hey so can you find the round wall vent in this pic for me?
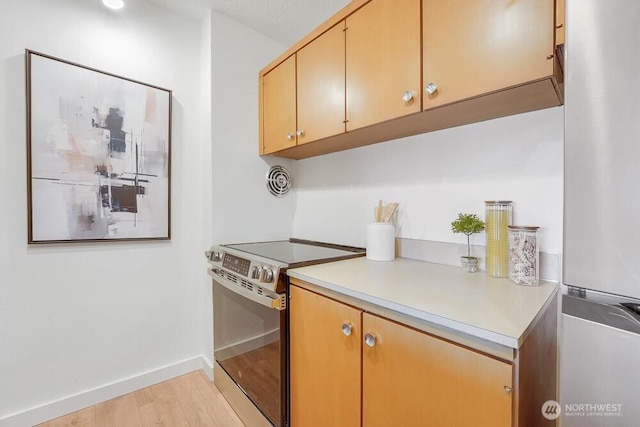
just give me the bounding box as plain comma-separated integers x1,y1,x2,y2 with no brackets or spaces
265,165,292,197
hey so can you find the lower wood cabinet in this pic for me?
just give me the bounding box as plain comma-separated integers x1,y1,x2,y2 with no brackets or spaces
362,312,511,427
290,285,517,427
289,284,362,426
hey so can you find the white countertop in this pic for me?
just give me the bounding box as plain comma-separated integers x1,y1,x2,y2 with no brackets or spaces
287,257,558,349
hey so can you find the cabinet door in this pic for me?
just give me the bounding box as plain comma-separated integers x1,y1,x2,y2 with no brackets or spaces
297,22,346,145
289,286,362,427
346,0,421,131
362,313,512,427
423,0,555,110
556,0,565,46
263,55,296,154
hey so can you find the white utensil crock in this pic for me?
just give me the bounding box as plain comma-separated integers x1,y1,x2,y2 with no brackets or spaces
366,222,395,261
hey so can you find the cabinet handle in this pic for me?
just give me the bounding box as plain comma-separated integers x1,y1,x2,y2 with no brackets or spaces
296,130,305,137
286,133,294,140
364,333,377,347
425,82,438,95
504,386,513,394
402,91,414,102
341,322,353,336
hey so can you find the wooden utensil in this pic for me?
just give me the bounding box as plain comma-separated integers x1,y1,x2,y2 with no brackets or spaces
384,202,398,222
376,199,383,222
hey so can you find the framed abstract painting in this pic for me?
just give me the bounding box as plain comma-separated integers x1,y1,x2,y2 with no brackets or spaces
26,50,171,243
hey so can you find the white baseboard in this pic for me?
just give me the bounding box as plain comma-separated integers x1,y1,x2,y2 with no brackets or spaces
201,354,214,381
0,355,211,427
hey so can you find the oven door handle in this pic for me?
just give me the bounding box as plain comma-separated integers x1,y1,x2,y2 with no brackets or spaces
209,268,286,310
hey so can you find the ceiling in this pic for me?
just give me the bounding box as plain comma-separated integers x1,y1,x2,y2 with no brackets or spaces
145,0,351,46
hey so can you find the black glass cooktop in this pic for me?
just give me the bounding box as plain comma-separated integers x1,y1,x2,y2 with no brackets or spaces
222,239,364,268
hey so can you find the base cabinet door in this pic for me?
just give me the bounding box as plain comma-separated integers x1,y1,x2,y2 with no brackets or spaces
289,286,362,427
362,313,513,427
422,0,555,110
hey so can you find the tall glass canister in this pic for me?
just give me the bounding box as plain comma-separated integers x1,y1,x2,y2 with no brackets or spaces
485,201,513,277
508,226,540,286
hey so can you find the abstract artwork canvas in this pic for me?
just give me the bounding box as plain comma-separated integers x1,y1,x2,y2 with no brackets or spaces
26,50,171,243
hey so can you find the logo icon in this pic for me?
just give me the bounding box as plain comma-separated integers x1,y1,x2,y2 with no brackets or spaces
542,400,561,420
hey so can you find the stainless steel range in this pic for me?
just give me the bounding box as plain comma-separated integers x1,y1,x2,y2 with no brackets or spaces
206,239,364,427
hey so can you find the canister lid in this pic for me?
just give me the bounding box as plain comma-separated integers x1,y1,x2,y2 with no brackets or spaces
508,225,540,231
485,200,513,205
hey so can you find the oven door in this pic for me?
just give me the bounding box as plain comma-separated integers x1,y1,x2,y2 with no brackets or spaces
212,270,286,427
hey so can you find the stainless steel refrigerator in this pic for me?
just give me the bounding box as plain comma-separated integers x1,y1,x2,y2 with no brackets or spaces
561,0,640,425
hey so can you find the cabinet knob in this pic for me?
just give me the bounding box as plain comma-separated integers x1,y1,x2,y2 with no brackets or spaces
425,82,438,95
364,333,377,347
296,130,305,137
504,386,513,394
287,133,294,140
341,322,353,336
402,91,414,102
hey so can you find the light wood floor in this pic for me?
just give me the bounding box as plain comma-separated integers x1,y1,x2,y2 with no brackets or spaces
37,370,244,427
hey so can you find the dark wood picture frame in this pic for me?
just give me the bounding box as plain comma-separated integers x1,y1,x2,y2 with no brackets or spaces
26,50,171,243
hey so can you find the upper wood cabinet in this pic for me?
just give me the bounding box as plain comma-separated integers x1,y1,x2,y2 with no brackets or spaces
262,55,296,154
423,0,555,110
346,0,421,130
556,0,565,45
289,285,362,427
362,313,512,427
297,22,346,145
261,23,346,155
259,0,563,159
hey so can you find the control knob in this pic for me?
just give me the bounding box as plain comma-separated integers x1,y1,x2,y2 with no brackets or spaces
251,266,262,279
261,268,274,283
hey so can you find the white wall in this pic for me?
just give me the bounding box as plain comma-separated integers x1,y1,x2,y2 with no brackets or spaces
206,10,293,365
0,0,564,423
0,0,210,424
292,107,564,255
210,11,293,245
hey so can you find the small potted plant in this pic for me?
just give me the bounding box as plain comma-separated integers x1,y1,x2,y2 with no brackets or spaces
451,213,486,273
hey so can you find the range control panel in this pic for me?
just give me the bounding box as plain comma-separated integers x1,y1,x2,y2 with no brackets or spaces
206,246,284,293
222,253,251,277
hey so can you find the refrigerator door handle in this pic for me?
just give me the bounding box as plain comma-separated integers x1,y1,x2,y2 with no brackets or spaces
563,292,640,335
620,303,640,317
